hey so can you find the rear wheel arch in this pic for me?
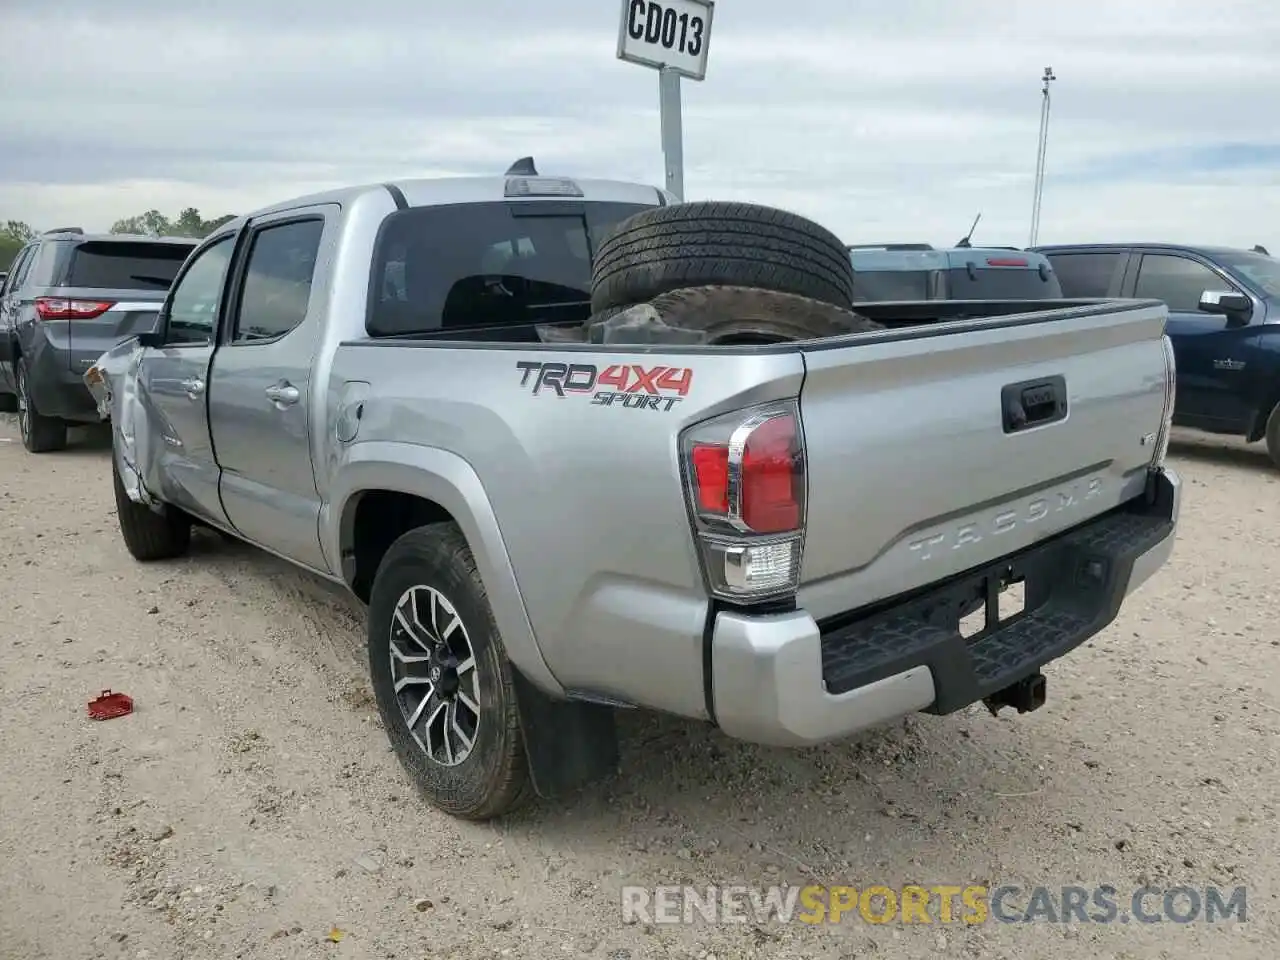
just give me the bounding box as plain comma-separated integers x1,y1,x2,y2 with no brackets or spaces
331,448,563,697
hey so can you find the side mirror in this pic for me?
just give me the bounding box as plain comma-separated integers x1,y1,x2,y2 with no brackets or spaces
1198,289,1252,324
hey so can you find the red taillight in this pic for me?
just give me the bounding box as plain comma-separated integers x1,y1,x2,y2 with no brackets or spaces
35,297,114,321
681,402,807,602
740,415,800,533
986,257,1028,267
689,411,803,534
691,443,729,514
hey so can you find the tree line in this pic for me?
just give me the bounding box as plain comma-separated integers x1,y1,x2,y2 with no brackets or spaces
0,208,235,271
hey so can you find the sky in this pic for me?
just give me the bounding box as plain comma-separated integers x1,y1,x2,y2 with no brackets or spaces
1,0,1277,249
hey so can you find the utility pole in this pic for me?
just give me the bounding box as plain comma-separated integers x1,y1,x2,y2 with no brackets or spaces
1029,66,1056,247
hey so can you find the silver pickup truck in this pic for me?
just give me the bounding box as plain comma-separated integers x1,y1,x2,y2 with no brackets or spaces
86,171,1181,821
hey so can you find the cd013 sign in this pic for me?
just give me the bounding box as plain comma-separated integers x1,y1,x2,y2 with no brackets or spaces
617,0,714,81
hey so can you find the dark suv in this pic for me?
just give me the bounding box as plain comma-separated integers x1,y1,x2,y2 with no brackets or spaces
1033,242,1280,466
0,229,197,451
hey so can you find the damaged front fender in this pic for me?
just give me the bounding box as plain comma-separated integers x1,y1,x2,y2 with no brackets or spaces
83,338,157,506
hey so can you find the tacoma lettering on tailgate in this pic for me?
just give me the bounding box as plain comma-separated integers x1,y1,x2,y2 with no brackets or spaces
515,360,693,412
907,477,1104,562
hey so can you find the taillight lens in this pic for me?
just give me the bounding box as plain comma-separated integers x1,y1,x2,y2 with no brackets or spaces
681,401,807,602
35,297,115,321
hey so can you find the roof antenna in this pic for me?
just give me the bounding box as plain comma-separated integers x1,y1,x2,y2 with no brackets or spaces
505,157,538,176
955,212,982,249
1253,244,1270,256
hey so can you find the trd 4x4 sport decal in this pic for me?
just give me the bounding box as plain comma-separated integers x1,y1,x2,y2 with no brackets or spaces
516,360,693,412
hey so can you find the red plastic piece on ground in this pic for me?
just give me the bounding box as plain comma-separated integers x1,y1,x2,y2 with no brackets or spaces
87,690,134,721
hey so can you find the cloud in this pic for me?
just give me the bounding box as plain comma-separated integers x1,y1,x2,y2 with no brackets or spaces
1,0,1277,248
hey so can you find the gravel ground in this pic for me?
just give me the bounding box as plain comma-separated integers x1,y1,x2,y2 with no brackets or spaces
0,417,1276,960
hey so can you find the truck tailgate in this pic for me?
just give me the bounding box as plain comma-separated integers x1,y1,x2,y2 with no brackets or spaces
797,301,1169,620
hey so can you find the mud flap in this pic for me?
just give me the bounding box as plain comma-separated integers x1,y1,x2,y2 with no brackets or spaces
511,670,619,799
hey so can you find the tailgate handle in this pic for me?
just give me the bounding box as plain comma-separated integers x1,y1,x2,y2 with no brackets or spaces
1002,375,1067,433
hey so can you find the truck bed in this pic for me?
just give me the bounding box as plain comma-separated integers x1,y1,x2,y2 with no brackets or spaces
328,296,1172,722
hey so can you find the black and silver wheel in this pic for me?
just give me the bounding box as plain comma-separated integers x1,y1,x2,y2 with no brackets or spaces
368,523,530,820
389,584,482,767
15,362,66,453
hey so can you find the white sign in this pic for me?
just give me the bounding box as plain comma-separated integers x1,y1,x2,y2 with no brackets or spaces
617,0,714,82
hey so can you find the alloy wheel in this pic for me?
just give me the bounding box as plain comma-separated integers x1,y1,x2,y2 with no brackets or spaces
389,585,481,767
15,367,30,443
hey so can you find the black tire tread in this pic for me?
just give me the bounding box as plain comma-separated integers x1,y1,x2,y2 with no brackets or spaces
113,462,192,561
590,201,856,314
647,285,884,342
369,523,532,821
17,364,67,453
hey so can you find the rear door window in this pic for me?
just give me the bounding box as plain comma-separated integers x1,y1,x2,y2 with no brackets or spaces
65,241,194,291
230,219,325,342
1043,252,1126,298
367,201,653,337
3,244,35,293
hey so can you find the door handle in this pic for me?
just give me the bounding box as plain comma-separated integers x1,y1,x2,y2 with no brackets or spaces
1001,375,1067,433
265,382,300,406
180,377,205,399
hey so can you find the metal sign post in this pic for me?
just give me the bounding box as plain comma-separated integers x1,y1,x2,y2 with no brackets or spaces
617,0,715,201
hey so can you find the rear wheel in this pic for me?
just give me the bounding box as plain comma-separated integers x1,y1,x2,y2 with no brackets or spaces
1265,401,1280,469
367,523,531,821
15,362,67,453
112,459,192,561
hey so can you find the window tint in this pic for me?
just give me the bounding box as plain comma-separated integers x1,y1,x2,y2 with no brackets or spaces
852,270,934,301
231,219,324,342
946,265,1063,300
2,245,34,293
367,201,652,337
1045,252,1124,298
166,236,235,344
1134,254,1233,313
65,241,194,290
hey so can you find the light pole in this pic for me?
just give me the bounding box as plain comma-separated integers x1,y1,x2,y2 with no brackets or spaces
1029,66,1056,247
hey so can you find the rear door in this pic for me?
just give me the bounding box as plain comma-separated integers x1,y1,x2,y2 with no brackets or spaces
207,207,332,571
59,239,195,378
137,233,237,525
1127,250,1256,428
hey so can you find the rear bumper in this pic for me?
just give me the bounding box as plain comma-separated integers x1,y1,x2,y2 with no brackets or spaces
710,468,1181,747
23,336,99,422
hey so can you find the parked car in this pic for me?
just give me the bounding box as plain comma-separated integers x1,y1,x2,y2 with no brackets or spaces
1032,242,1280,466
0,229,198,451
85,168,1180,821
848,244,1063,302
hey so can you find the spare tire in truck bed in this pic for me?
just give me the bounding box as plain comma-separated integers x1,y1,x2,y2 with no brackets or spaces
589,201,857,315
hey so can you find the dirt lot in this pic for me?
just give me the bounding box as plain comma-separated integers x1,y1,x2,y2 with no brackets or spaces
0,416,1276,960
